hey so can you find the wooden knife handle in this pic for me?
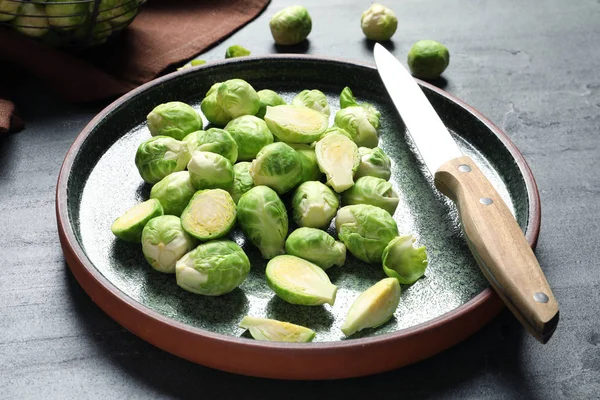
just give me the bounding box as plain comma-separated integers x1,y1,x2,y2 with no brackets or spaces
434,155,559,343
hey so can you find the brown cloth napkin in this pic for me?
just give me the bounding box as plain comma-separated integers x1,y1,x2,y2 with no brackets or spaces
0,0,271,134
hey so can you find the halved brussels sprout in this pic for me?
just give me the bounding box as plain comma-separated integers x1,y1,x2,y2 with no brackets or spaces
335,204,398,263
0,0,22,22
291,181,338,228
266,255,337,306
355,147,392,180
360,3,398,42
135,136,191,184
183,128,238,164
201,82,231,127
339,87,381,129
341,176,399,215
141,215,196,273
181,189,236,240
150,171,196,216
239,316,315,342
176,240,250,296
45,0,88,31
264,105,329,144
340,277,401,336
225,44,251,58
147,102,202,140
285,228,346,270
187,151,235,190
217,79,261,118
291,90,330,117
315,132,360,193
12,3,49,37
288,143,322,184
334,106,379,148
237,186,288,259
224,115,273,161
230,162,255,204
256,89,286,119
249,142,302,194
111,199,164,243
382,235,429,284
269,5,312,45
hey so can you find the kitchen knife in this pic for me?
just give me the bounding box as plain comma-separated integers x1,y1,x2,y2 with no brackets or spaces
373,43,559,343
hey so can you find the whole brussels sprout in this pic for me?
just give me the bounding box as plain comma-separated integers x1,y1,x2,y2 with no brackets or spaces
339,87,381,129
407,40,450,80
355,147,392,180
239,316,315,343
382,235,429,284
315,132,360,193
264,105,329,143
335,204,398,263
225,44,251,58
141,215,196,273
237,186,288,259
285,227,346,270
187,151,235,191
150,171,196,216
224,116,273,161
176,240,251,296
201,82,231,127
217,79,261,118
12,3,49,37
256,89,286,119
334,106,379,148
361,3,398,41
250,142,302,195
229,162,255,204
291,181,338,228
288,143,322,184
183,128,238,164
135,136,191,184
45,0,88,31
291,89,330,117
181,189,236,240
147,102,202,140
0,0,22,22
269,5,312,45
342,176,399,215
109,0,138,26
111,199,164,243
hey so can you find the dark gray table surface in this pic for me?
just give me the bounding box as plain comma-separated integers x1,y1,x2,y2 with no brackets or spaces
2,0,599,398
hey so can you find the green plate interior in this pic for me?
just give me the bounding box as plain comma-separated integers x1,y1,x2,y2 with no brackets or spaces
68,58,529,342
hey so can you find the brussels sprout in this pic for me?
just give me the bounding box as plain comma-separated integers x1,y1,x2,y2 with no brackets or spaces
150,171,196,216
291,181,338,228
183,128,238,164
340,277,401,336
45,0,88,31
229,162,255,204
201,82,231,127
256,89,286,119
141,215,196,273
249,142,302,195
408,40,450,80
334,106,379,148
360,3,398,41
94,0,117,23
291,90,330,117
187,151,235,190
224,116,273,161
225,44,251,58
0,0,22,22
269,5,312,45
266,255,337,306
12,3,49,38
285,228,346,270
355,147,392,180
319,126,353,141
339,87,381,129
264,105,329,144
109,0,138,26
239,316,315,342
181,189,236,240
315,132,360,193
111,199,164,243
341,176,399,215
382,235,429,284
217,79,261,118
237,186,288,259
191,59,207,66
288,143,322,184
176,240,250,296
335,204,398,263
147,102,202,140
91,21,112,41
135,136,191,184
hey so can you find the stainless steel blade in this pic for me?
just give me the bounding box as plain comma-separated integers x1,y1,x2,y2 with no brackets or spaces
373,43,463,174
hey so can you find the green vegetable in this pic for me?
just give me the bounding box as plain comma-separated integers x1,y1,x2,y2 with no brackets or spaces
266,255,337,306
187,151,235,190
319,126,354,141
269,5,312,45
230,162,255,204
94,0,116,22
264,105,329,144
335,204,398,263
339,87,381,129
176,240,250,296
382,235,429,284
191,59,207,66
340,277,401,336
183,128,238,164
181,189,236,240
46,0,88,31
291,89,330,117
360,3,398,41
249,142,302,195
237,186,288,259
291,181,338,228
141,215,196,273
285,228,346,270
91,21,112,41
315,132,360,193
341,176,399,215
256,89,286,119
334,106,379,148
12,3,49,37
224,115,273,161
147,102,203,140
239,316,315,342
150,171,196,216
0,0,22,22
201,82,231,127
135,136,191,184
288,143,322,184
407,40,450,80
225,45,251,58
109,0,138,26
111,199,164,243
355,147,392,180
217,78,261,118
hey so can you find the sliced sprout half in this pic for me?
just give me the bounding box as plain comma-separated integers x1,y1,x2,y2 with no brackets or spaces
239,316,315,343
180,189,236,240
264,105,329,144
315,132,360,193
382,235,429,284
141,215,196,273
111,199,164,243
285,228,346,270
